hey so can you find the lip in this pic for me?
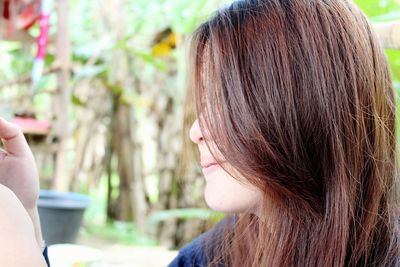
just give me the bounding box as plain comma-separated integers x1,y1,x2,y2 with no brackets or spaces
201,161,217,168
201,162,220,175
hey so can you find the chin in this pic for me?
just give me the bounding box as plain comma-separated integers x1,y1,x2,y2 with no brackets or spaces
204,193,245,214
203,170,262,214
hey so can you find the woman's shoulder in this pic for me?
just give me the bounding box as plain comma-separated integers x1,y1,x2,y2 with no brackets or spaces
168,216,235,267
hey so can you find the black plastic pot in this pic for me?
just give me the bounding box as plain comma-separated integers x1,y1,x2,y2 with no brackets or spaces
38,190,90,245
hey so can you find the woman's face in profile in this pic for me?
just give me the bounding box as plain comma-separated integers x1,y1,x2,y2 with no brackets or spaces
189,119,262,214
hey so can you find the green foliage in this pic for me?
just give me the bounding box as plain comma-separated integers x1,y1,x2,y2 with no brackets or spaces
1,0,399,246
72,65,107,84
71,94,86,107
82,173,158,246
387,50,400,87
354,0,400,91
0,42,32,79
130,50,167,71
72,0,400,242
146,208,224,229
83,221,157,246
354,0,400,19
372,11,400,21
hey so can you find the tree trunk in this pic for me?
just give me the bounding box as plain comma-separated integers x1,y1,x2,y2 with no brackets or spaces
70,79,112,192
53,0,71,191
145,52,210,248
106,94,148,231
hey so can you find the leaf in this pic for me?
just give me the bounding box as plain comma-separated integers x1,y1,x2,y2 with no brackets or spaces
130,49,167,71
113,36,131,50
394,81,400,91
73,40,113,60
71,94,86,107
107,84,124,96
0,42,21,53
44,54,55,66
120,91,135,105
73,64,107,83
152,43,173,57
146,208,224,229
171,0,208,33
371,11,400,22
354,0,400,18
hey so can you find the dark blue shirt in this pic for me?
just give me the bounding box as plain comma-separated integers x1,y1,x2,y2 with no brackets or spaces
168,217,234,267
168,230,210,267
43,246,50,267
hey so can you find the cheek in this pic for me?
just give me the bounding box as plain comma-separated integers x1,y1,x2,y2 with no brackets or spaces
203,168,262,213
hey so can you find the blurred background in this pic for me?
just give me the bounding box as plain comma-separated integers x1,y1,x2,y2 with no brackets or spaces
0,0,399,266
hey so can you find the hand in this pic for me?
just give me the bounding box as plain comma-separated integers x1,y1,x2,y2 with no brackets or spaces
0,118,39,211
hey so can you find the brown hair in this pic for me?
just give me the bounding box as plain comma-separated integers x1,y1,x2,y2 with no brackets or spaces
187,0,400,266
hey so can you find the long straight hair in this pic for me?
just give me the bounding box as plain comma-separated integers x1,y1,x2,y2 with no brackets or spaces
187,0,400,266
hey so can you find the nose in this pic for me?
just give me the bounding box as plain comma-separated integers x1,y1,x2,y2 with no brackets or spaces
189,119,204,144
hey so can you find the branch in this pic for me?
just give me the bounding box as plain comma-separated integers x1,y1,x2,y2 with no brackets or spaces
373,20,400,49
0,62,60,88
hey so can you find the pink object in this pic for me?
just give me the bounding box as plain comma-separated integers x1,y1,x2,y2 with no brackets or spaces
37,13,49,59
11,116,51,135
32,0,52,87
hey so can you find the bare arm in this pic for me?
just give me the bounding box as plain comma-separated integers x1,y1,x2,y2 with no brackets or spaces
27,208,45,251
0,185,46,267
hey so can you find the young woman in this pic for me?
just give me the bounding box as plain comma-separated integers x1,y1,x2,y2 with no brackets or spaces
169,0,400,266
0,0,398,266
